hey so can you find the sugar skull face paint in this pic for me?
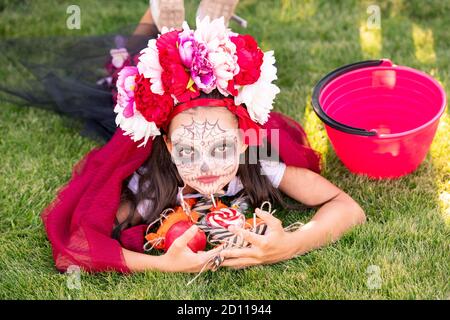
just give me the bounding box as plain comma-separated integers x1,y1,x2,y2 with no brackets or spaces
166,107,247,195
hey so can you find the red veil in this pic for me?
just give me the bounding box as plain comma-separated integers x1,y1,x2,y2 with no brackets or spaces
42,111,321,273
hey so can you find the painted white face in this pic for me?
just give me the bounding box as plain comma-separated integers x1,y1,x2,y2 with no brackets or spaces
166,107,247,195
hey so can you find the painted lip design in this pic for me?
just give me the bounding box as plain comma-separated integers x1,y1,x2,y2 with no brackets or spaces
196,175,220,184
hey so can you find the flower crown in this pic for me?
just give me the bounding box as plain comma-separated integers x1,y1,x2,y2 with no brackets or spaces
114,17,280,147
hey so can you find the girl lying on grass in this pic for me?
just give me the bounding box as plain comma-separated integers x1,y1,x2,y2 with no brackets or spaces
2,14,365,273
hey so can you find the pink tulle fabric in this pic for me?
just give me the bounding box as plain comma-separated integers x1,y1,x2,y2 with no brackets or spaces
41,112,321,273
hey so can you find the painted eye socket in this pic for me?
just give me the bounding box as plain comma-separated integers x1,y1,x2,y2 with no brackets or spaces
211,142,235,158
216,144,227,152
179,147,194,156
174,145,198,163
177,147,195,160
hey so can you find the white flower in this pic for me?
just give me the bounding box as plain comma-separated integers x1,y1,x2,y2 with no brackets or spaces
208,43,239,96
194,16,231,47
234,51,280,124
194,16,239,96
137,39,164,95
114,104,161,147
110,48,129,68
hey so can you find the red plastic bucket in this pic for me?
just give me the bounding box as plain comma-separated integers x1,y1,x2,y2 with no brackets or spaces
312,59,447,178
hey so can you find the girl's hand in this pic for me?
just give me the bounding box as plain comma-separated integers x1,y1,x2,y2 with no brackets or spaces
219,208,298,269
160,225,221,273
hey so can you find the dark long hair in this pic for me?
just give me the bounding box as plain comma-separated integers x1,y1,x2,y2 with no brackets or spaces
112,92,295,239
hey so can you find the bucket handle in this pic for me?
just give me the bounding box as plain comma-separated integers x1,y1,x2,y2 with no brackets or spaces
311,59,393,136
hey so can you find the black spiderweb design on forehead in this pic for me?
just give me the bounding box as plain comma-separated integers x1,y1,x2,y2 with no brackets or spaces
178,118,227,141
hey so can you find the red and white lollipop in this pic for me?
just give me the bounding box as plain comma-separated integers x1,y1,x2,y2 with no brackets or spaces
205,207,245,229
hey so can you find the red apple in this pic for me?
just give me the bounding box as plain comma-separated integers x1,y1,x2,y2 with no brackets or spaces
164,221,207,253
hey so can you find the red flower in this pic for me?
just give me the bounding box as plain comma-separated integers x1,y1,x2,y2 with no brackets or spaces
134,74,174,127
161,63,200,102
157,30,200,102
156,30,181,65
230,35,264,86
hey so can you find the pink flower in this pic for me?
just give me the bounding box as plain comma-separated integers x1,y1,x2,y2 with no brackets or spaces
193,16,239,95
190,42,216,93
178,23,195,68
178,22,216,92
116,66,138,118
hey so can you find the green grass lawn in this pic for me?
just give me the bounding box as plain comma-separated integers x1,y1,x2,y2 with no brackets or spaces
0,0,449,299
